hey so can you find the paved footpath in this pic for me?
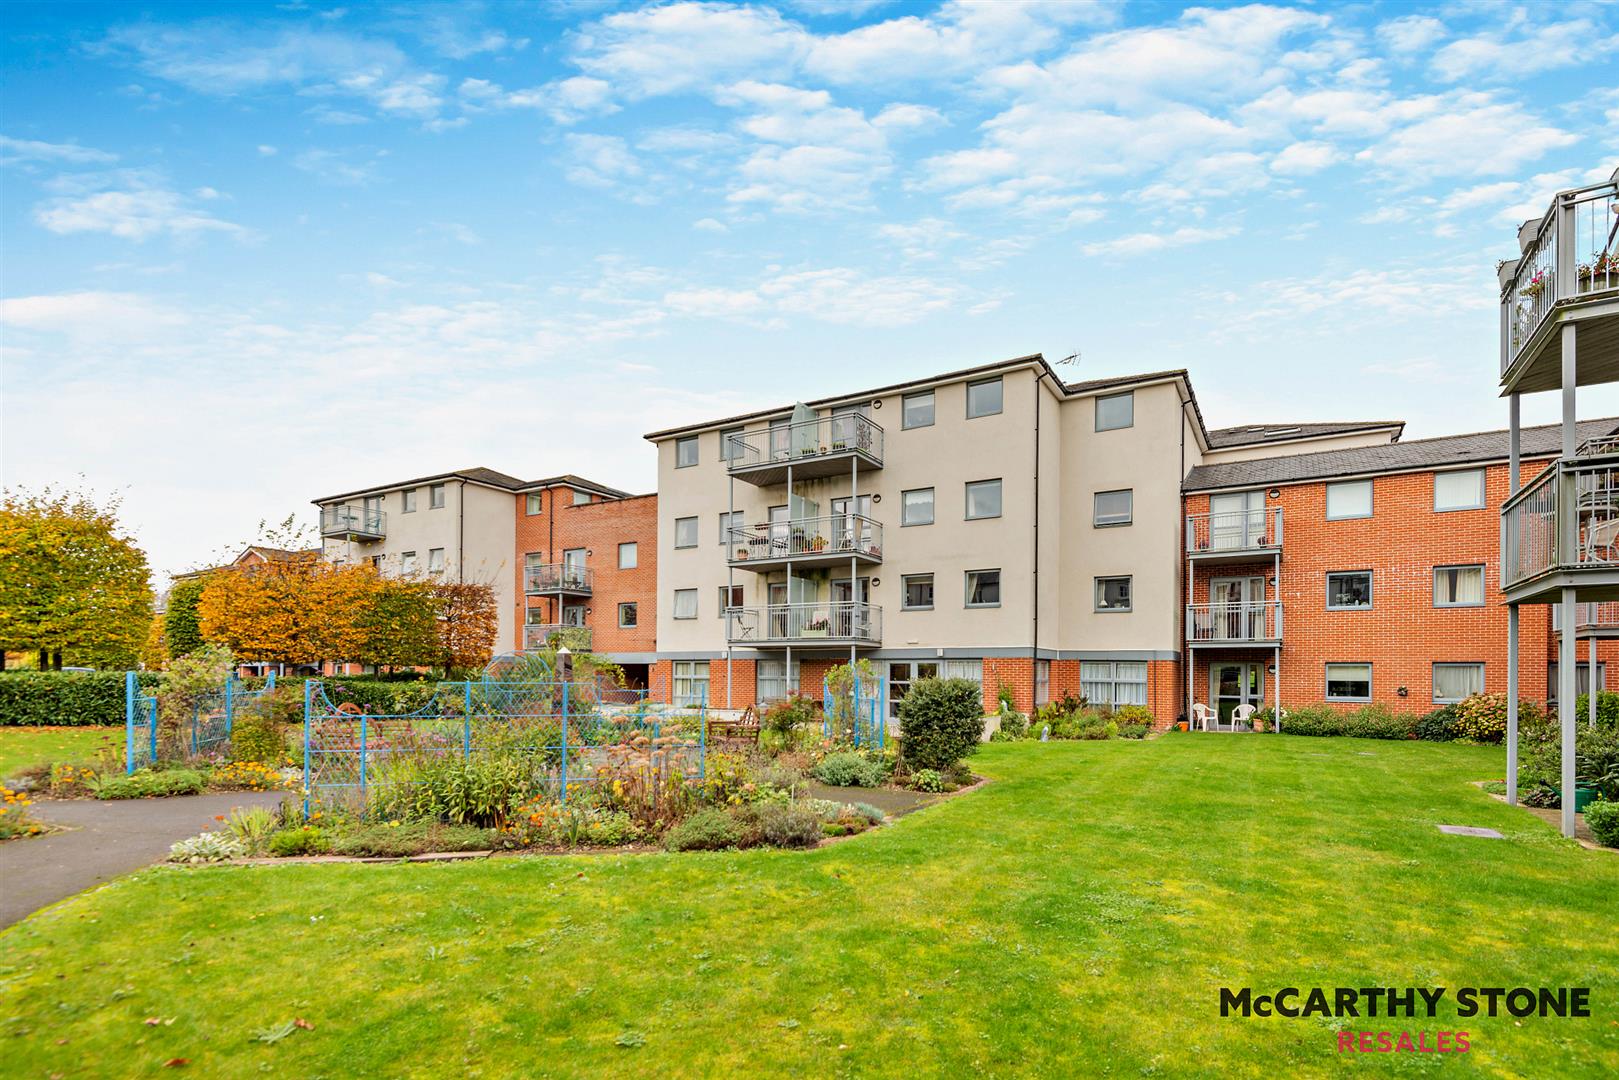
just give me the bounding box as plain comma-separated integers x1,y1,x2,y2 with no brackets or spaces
0,791,283,929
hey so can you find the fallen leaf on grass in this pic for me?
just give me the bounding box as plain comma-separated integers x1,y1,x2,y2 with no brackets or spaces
294,1019,314,1031
163,1059,189,1068
253,1020,297,1044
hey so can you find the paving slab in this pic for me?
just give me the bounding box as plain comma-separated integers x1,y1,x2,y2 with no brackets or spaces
0,791,283,928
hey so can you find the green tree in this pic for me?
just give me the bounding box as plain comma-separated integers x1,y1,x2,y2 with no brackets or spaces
0,486,154,670
163,576,207,658
357,579,440,671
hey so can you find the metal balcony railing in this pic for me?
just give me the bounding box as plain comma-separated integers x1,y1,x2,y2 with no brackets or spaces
726,514,883,563
524,563,592,595
1551,602,1619,633
523,623,592,651
1186,507,1282,554
1501,173,1619,374
1502,450,1619,589
725,601,882,646
724,413,884,473
1186,602,1283,643
320,504,385,539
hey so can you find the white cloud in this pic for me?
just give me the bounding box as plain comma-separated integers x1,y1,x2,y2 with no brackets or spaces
256,144,277,156
0,135,117,165
458,75,618,124
877,216,963,259
33,177,247,241
569,2,809,98
692,217,729,233
1376,15,1446,55
562,134,645,193
1431,18,1619,82
1353,95,1577,182
292,148,382,185
0,291,188,339
1080,225,1237,257
1270,140,1341,175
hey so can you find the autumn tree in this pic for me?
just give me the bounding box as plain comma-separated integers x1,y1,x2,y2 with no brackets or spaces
199,553,378,667
162,576,207,658
357,579,439,671
0,486,154,670
435,582,499,675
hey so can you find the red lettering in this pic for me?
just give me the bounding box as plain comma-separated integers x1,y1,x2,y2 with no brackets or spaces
1396,1032,1415,1052
1337,1032,1355,1052
1456,1032,1470,1052
1359,1032,1377,1052
1436,1032,1453,1052
1377,1032,1393,1052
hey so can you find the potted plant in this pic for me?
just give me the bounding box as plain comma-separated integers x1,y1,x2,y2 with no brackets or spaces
801,618,830,638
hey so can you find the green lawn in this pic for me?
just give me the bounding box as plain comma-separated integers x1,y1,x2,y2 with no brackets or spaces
1,736,1615,1078
0,726,122,781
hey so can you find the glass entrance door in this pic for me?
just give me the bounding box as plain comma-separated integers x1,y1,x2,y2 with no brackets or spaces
1212,662,1263,729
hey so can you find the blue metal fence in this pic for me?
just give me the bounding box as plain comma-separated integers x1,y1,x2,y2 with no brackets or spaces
125,671,158,773
822,669,886,748
123,671,278,773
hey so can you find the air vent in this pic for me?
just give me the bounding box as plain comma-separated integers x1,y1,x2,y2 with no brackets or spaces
1263,427,1303,438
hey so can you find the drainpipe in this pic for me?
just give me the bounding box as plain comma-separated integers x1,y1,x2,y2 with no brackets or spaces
1032,366,1050,704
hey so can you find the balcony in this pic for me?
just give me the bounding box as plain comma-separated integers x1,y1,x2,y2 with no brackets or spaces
524,563,592,596
724,413,883,487
725,601,882,648
523,624,592,651
1501,448,1619,602
1186,602,1283,645
1499,169,1619,394
1185,507,1283,563
320,504,385,541
727,514,883,571
1551,602,1619,635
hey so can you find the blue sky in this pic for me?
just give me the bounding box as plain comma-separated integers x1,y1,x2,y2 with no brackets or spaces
2,1,1617,579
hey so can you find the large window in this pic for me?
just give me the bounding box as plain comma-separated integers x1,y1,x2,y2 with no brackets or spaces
673,660,709,707
1434,468,1485,512
758,658,798,702
1548,662,1606,704
673,589,698,619
675,436,699,468
1095,576,1132,612
965,569,1000,607
402,489,418,513
429,483,445,509
1081,661,1146,707
1094,489,1132,526
1326,571,1372,610
902,573,934,610
1325,663,1372,702
901,487,935,526
618,541,638,569
618,602,637,628
720,427,744,461
903,390,935,429
719,510,745,544
674,516,698,548
1095,391,1134,431
1433,663,1484,703
1434,564,1484,607
1326,480,1372,520
965,479,1002,520
966,377,1003,418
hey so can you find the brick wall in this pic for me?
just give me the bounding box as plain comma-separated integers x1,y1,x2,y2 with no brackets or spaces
648,657,757,709
513,488,657,655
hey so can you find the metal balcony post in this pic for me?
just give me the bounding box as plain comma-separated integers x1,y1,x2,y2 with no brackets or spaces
1506,603,1519,805
1558,590,1577,838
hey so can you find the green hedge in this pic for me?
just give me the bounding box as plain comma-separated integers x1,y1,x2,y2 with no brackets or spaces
1276,703,1417,740
0,671,160,727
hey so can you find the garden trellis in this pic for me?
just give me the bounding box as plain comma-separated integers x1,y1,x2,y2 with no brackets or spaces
823,667,886,749
301,652,705,816
124,671,277,773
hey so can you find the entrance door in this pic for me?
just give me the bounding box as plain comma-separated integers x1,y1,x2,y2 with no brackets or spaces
1211,663,1263,730
1209,576,1264,640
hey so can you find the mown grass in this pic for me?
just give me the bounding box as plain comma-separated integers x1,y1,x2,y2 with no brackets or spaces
0,735,1614,1078
0,726,122,781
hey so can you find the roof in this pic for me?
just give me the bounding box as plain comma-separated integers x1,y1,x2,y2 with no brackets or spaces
314,468,632,505
1206,420,1405,450
1184,417,1619,492
641,354,1200,441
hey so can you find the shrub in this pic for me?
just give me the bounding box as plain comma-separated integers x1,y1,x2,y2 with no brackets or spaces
1112,704,1156,728
223,805,278,855
269,825,332,857
506,802,642,848
1116,723,1152,740
1415,706,1460,742
212,760,293,792
1049,712,1116,740
812,751,887,788
898,677,985,769
371,752,539,827
753,802,822,848
0,671,160,727
910,767,945,793
89,767,206,799
0,786,45,840
1521,715,1619,801
169,831,247,863
1275,703,1416,740
230,709,288,764
663,808,741,852
331,821,496,857
1453,693,1543,744
1585,800,1619,848
847,802,886,825
1573,691,1619,729
761,694,818,737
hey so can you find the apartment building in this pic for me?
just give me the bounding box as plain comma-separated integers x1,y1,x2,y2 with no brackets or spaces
314,468,639,666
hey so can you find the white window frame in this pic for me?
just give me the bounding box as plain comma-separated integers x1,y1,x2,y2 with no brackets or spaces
757,657,799,702
673,589,698,620
966,377,1003,419
718,510,745,545
573,490,592,505
674,516,699,549
1081,661,1146,707
427,547,445,574
1093,489,1132,527
1095,391,1134,432
1434,468,1485,512
618,541,638,569
675,436,699,468
901,487,935,527
1325,663,1372,702
1035,659,1051,707
401,550,419,575
902,390,935,429
1433,564,1485,608
673,660,709,707
1432,662,1484,704
965,478,1002,521
1326,480,1373,520
526,493,543,516
402,488,418,513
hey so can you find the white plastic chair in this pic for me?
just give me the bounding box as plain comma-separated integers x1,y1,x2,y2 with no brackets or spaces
1232,703,1258,731
1191,703,1213,731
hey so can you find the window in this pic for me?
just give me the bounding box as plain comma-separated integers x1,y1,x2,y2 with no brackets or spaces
901,487,935,526
887,660,939,718
1095,576,1132,612
1081,661,1146,707
1433,663,1484,703
903,390,935,429
573,490,592,505
1326,571,1372,610
1326,480,1372,520
1325,663,1372,702
427,548,445,574
675,436,699,468
618,602,637,628
966,377,1003,418
902,573,934,610
618,542,638,569
673,589,698,619
429,483,445,509
1094,489,1132,526
673,660,709,707
720,427,744,461
370,555,383,570
524,552,543,571
1035,659,1051,707
526,493,543,515
719,510,745,544
401,551,419,575
1095,391,1134,431
1548,662,1606,703
525,606,547,626
758,658,798,702
674,516,698,548
402,489,418,513
965,478,1002,520
965,569,1000,607
943,659,982,684
1434,564,1485,607
1434,468,1485,512
718,584,743,614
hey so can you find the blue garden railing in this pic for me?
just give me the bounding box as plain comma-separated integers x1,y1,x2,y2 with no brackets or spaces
822,669,886,749
125,671,158,773
124,671,278,773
